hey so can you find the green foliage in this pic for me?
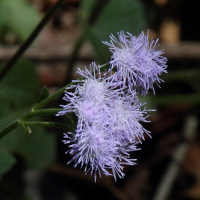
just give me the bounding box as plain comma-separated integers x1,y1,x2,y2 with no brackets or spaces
0,60,40,116
0,0,40,41
81,0,97,20
0,127,55,170
36,86,50,104
0,0,148,185
93,0,147,40
80,0,147,63
0,146,16,179
0,60,56,177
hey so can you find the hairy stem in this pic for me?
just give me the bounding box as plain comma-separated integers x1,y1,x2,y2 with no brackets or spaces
0,76,84,139
21,109,62,120
0,121,19,140
23,121,69,130
0,61,109,139
0,108,61,139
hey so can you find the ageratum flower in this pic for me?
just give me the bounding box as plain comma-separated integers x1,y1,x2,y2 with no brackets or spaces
109,92,151,144
103,31,167,95
56,62,122,126
57,62,149,181
63,125,138,181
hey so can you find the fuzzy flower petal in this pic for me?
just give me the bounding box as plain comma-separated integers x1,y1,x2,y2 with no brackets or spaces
109,93,151,144
57,62,150,181
63,125,138,181
103,31,167,95
56,62,122,125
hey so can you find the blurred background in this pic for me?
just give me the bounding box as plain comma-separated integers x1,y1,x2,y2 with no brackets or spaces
0,0,200,199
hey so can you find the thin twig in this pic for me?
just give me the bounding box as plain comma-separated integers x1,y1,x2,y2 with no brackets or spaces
0,108,61,139
0,0,67,82
0,121,19,139
65,0,111,83
152,115,198,200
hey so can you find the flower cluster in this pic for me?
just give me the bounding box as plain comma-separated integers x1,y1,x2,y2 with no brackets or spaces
57,31,167,181
103,31,167,95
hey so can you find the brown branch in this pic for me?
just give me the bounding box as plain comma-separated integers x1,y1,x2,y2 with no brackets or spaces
162,42,200,60
1,42,200,62
0,43,93,62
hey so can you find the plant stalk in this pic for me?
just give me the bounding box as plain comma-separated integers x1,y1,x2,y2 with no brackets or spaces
0,0,67,82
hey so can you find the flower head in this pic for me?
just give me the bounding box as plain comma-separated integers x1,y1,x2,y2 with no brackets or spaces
56,62,121,126
57,62,150,181
103,31,167,95
109,92,151,144
63,125,138,181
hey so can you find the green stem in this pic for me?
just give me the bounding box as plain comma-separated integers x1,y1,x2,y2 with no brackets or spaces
0,0,67,82
33,85,67,110
65,0,111,83
0,121,19,139
21,108,62,120
23,121,69,130
0,108,61,139
33,77,84,110
0,57,108,139
65,31,87,83
0,76,84,139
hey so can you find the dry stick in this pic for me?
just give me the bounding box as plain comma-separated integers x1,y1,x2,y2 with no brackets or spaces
2,43,200,62
152,115,198,200
0,0,67,82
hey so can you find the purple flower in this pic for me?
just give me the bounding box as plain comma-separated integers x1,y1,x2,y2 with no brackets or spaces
103,31,167,95
109,92,151,144
56,62,122,126
57,62,150,180
63,125,138,181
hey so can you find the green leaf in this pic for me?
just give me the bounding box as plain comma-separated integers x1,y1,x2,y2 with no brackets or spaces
86,28,110,63
80,0,147,63
93,0,147,39
0,0,40,40
0,60,56,171
0,59,40,113
0,146,16,178
37,86,50,103
0,60,40,139
0,127,56,170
